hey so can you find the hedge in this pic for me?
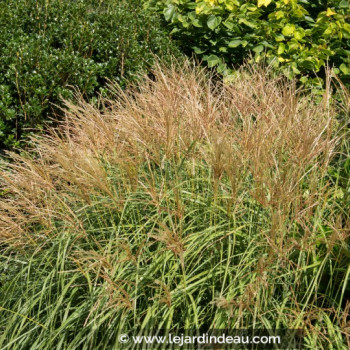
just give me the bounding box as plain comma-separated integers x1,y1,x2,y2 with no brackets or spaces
144,0,350,85
0,0,180,149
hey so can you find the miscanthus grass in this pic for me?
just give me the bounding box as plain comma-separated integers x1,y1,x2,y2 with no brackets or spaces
0,61,349,349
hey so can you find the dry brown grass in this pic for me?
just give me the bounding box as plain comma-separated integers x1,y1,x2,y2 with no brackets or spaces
0,61,340,249
0,63,337,246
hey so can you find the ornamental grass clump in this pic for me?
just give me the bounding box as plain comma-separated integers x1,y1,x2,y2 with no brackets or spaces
0,61,349,349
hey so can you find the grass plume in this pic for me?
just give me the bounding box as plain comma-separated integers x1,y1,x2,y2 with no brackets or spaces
0,60,349,349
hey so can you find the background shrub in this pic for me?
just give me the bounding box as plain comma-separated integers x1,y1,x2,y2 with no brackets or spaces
144,0,350,85
0,0,180,149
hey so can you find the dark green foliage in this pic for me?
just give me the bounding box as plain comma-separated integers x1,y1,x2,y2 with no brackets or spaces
0,0,180,149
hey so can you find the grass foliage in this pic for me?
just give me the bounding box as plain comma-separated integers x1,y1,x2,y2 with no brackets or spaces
0,61,350,349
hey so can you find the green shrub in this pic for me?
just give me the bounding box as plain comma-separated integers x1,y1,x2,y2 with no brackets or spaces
0,0,180,149
144,0,350,85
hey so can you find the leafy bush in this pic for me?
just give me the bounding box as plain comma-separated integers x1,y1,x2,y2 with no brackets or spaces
0,0,180,149
1,62,349,348
144,0,350,85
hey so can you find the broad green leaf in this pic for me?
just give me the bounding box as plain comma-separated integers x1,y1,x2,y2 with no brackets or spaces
261,40,274,49
304,16,315,22
292,65,301,74
258,0,272,7
252,45,264,53
324,25,333,35
193,46,206,54
207,15,222,30
340,63,350,75
170,27,180,35
278,43,285,55
239,18,257,28
188,11,196,21
217,63,227,73
192,19,203,27
282,24,296,36
288,41,300,51
275,34,285,42
294,28,305,40
339,0,349,9
223,20,234,30
247,5,258,11
206,55,221,67
326,8,336,16
228,39,242,48
343,23,350,33
163,5,175,21
275,11,285,20
299,59,316,70
177,14,185,23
